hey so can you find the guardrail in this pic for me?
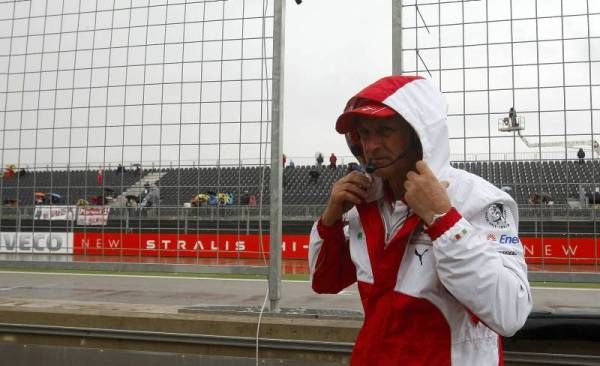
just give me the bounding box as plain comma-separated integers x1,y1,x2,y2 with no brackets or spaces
1,204,600,224
1,322,599,366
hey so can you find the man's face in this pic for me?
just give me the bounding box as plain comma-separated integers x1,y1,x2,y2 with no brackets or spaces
355,115,418,177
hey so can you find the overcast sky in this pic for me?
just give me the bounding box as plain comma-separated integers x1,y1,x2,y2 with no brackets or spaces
0,0,599,168
283,0,391,164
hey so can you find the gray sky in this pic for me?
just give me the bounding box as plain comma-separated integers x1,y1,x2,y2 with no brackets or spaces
1,0,599,168
283,0,391,164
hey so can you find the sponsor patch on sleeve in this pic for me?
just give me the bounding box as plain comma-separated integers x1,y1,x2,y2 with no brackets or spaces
484,202,511,229
484,232,523,256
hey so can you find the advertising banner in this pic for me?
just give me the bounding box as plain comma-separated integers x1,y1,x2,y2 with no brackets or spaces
73,232,600,264
520,236,599,264
33,205,76,221
73,232,310,259
77,207,110,226
0,232,73,254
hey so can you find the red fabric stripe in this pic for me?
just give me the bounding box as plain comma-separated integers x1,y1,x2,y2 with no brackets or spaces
353,282,452,366
311,218,357,294
353,202,447,365
498,336,504,365
425,207,462,240
316,217,344,237
354,75,423,104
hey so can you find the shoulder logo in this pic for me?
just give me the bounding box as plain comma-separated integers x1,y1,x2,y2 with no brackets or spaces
485,203,510,229
357,232,363,240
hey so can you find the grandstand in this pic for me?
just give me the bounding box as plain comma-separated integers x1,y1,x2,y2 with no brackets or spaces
1,159,599,208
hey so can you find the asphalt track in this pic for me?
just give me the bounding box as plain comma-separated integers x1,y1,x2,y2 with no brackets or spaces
0,271,599,316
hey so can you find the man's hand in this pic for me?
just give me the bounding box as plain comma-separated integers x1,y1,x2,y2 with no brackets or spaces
404,160,451,225
321,171,373,226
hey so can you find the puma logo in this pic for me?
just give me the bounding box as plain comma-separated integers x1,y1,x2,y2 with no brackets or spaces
414,248,429,266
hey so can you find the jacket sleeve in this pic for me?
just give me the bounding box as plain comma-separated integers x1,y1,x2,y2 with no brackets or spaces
425,201,532,337
308,218,357,294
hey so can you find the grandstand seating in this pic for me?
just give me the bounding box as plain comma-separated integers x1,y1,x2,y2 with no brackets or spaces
1,160,600,206
0,168,144,206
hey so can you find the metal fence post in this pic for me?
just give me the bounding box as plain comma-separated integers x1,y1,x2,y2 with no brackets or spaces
269,0,286,313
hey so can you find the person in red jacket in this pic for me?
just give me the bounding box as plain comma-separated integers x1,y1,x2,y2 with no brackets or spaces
329,153,337,168
309,76,531,365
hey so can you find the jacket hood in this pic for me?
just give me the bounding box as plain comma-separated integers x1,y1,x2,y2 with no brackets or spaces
342,75,450,176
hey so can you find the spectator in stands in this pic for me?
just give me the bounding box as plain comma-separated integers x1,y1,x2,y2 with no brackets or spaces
528,193,541,204
141,184,159,208
97,166,104,186
90,195,103,205
191,193,208,207
50,193,61,204
248,194,257,206
316,152,324,167
4,164,15,179
133,163,142,176
283,153,287,167
3,199,18,208
329,153,337,168
240,190,250,205
35,192,46,205
577,148,585,165
116,164,125,175
309,75,531,364
289,160,295,168
309,169,319,183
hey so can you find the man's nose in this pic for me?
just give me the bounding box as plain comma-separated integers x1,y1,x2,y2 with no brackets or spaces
362,133,382,153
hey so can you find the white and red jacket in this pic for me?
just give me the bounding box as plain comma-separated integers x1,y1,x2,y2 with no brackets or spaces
309,76,532,365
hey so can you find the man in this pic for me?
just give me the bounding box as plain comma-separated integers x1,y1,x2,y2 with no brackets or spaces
329,152,337,168
308,76,531,365
577,148,585,165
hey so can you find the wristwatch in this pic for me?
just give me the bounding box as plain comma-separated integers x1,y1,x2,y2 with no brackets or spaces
428,211,448,227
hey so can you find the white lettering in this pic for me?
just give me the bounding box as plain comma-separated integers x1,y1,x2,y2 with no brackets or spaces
562,245,578,256
235,241,246,251
211,241,218,250
544,244,552,257
161,240,171,249
0,232,70,254
178,240,186,250
146,240,156,250
108,239,120,248
33,235,45,251
523,244,533,256
193,240,204,250
19,235,32,251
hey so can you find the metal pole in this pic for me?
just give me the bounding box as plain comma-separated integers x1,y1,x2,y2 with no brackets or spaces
269,0,285,312
392,0,403,74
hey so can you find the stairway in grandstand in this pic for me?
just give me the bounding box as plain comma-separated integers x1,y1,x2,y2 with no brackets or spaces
111,171,167,207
